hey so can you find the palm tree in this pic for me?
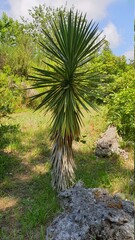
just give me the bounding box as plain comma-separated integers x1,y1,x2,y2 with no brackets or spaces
30,10,104,191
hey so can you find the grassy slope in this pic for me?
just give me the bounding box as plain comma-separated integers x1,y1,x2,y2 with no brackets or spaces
0,107,134,239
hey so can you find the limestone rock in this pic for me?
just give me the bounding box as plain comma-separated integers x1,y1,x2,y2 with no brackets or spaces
95,125,128,159
46,182,134,240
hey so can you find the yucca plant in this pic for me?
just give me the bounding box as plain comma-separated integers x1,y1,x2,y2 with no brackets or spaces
30,10,104,191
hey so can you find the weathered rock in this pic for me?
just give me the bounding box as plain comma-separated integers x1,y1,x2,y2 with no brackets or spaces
95,125,128,159
46,182,134,240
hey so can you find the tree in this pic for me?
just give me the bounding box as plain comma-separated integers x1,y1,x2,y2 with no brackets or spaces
30,10,104,191
0,12,22,45
107,66,135,141
0,13,35,77
87,41,127,104
22,4,70,41
0,13,21,69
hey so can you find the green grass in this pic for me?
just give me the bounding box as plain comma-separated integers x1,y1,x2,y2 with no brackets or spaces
0,107,134,239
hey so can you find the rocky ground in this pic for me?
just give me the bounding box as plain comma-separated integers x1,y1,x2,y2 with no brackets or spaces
46,182,134,240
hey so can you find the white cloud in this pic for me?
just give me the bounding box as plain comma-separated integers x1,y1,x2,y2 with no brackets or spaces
103,22,121,49
7,0,116,21
124,48,134,60
8,0,45,20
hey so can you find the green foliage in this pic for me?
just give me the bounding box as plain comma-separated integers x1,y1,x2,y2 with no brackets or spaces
0,71,24,116
88,41,128,103
107,67,135,141
7,35,34,77
0,5,134,238
0,124,20,181
0,13,35,77
99,41,127,76
22,4,70,41
31,10,104,139
0,12,22,45
30,9,104,190
0,123,20,150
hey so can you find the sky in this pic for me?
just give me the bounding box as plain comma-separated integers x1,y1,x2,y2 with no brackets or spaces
0,0,134,60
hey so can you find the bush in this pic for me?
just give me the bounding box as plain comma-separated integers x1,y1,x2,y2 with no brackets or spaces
0,70,41,116
107,67,135,141
0,71,24,117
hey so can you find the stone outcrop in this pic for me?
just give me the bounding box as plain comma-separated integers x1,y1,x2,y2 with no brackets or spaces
46,182,134,240
95,125,128,159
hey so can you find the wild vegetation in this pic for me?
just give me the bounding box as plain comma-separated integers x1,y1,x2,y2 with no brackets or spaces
0,4,134,239
30,10,105,191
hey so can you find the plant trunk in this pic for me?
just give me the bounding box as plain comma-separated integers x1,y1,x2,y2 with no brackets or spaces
51,134,75,191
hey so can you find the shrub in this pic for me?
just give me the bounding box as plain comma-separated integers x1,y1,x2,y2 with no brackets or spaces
0,71,24,117
107,67,135,141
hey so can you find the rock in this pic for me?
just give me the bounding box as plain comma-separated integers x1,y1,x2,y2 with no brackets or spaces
46,182,134,240
95,125,128,159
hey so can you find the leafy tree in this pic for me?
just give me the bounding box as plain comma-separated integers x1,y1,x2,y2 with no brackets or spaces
0,13,35,77
30,10,104,191
88,41,128,103
107,66,135,141
0,12,22,45
22,4,73,68
22,4,70,40
0,13,21,69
